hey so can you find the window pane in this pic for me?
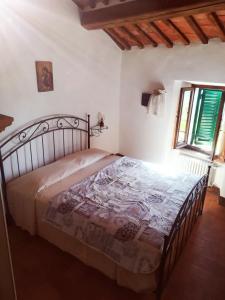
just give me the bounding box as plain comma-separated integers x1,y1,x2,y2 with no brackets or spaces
177,90,192,144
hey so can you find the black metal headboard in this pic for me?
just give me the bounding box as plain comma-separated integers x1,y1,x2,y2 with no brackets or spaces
0,114,90,216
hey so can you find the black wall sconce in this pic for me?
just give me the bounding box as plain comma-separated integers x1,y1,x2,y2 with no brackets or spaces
141,93,151,107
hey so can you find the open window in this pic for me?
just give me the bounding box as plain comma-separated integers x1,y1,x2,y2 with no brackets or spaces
174,86,225,159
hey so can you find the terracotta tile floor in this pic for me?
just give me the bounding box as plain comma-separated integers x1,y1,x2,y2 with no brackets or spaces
8,190,225,300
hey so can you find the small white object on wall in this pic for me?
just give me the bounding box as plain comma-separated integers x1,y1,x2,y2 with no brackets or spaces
147,89,166,116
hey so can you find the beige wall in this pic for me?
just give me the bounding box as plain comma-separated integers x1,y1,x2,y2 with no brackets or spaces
0,0,122,153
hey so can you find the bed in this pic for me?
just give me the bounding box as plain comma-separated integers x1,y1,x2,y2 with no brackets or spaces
0,114,209,299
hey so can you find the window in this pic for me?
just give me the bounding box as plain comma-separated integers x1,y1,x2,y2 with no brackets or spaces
174,86,225,158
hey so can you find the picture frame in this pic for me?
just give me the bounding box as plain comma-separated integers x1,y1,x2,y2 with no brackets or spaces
35,61,54,92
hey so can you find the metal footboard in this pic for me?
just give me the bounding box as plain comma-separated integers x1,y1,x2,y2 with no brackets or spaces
156,172,209,299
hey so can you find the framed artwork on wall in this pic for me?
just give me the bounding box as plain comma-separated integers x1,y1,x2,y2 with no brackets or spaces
35,61,54,92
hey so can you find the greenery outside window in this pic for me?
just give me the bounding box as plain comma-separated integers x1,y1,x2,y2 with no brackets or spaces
174,86,225,158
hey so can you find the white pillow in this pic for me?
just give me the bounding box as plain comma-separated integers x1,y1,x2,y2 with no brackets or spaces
7,148,110,193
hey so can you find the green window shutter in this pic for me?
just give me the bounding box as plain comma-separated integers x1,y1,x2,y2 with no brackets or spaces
192,89,223,146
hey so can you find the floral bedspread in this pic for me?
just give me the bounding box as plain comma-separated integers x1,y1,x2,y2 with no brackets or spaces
45,157,201,274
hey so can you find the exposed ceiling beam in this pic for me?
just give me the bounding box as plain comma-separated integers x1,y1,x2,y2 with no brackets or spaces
119,26,144,49
163,19,190,45
80,0,225,30
149,22,173,48
72,0,129,10
134,24,158,47
208,12,225,42
89,0,97,9
104,28,131,50
104,29,125,50
185,15,209,44
72,0,85,10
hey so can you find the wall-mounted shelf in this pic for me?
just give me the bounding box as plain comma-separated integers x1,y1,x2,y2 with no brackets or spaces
0,115,14,133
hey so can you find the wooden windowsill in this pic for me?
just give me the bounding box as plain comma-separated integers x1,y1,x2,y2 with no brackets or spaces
214,157,225,165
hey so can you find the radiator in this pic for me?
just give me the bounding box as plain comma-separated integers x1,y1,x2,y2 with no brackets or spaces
172,151,215,186
176,153,209,176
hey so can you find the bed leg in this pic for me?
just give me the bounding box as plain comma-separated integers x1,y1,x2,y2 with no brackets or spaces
156,288,162,300
200,171,209,215
199,166,210,215
155,236,168,300
199,186,207,215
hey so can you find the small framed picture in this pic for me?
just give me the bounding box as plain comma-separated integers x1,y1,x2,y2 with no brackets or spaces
35,61,54,92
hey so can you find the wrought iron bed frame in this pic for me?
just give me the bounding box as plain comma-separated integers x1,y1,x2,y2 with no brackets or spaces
0,114,90,217
0,114,209,299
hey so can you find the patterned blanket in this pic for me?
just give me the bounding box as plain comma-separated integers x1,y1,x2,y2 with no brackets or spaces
45,157,201,274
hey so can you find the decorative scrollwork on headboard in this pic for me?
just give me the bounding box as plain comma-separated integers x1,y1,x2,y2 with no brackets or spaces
18,121,50,144
56,117,80,130
0,114,91,217
0,115,90,161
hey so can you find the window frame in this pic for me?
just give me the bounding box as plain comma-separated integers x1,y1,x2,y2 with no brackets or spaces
173,87,194,149
173,85,225,159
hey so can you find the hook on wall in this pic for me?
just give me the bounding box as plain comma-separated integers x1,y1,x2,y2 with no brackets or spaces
141,88,166,116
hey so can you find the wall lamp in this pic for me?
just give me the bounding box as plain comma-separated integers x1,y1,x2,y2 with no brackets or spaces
91,112,108,137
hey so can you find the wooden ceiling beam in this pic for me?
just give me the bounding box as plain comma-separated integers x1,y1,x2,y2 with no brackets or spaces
72,0,85,10
208,12,225,42
89,0,97,9
149,22,173,48
73,0,129,10
185,15,208,44
134,24,158,47
80,0,225,30
104,29,125,50
104,28,131,50
119,26,144,49
164,19,190,45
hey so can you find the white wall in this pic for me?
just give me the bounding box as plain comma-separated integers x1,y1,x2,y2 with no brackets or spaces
120,41,225,163
0,0,122,153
